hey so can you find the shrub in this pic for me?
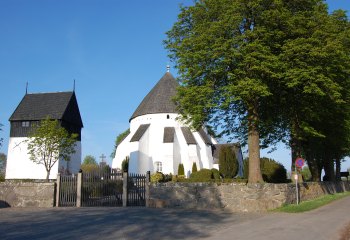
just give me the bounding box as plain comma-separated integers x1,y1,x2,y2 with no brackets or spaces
151,172,165,183
244,157,287,183
178,163,185,176
121,156,129,172
192,162,198,173
163,173,173,182
219,145,238,178
190,169,213,182
211,168,220,180
0,174,4,182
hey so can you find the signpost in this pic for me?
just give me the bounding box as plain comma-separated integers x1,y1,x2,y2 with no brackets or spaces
295,157,304,205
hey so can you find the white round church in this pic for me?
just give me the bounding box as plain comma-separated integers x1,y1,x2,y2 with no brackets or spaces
112,71,243,176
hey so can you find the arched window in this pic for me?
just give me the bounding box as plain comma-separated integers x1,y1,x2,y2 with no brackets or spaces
167,114,170,119
154,161,162,172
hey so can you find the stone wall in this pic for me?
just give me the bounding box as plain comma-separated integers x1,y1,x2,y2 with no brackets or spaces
0,181,56,208
149,181,350,212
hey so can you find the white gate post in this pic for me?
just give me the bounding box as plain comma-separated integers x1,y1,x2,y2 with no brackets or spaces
56,173,61,207
76,172,82,207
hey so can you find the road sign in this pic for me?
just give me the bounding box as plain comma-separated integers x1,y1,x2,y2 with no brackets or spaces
295,158,305,168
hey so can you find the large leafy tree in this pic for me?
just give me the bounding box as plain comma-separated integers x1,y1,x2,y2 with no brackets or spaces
26,117,78,180
165,0,350,183
277,6,350,180
165,0,287,183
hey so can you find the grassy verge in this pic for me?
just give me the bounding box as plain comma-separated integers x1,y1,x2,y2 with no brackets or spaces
274,191,350,213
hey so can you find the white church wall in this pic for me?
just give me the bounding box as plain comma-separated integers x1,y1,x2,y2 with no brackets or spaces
136,126,151,174
173,132,181,175
6,137,80,179
112,133,134,170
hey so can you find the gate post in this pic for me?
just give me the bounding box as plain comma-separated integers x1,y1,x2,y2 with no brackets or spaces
123,172,128,207
56,173,61,207
145,171,150,207
76,172,82,207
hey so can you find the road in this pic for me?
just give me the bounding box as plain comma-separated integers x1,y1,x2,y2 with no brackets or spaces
0,196,349,240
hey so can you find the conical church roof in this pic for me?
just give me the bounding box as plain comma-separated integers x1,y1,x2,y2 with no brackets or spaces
130,72,179,121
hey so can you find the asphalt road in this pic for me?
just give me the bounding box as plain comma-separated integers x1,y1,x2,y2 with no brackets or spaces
0,196,349,240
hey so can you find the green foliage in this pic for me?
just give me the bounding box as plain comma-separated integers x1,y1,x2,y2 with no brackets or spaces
80,163,99,173
178,163,185,176
121,156,129,172
83,155,97,165
301,166,312,181
151,172,165,183
211,168,220,180
110,129,130,159
0,153,6,179
219,146,238,178
190,169,213,182
26,117,77,180
192,162,198,173
165,0,350,183
244,157,287,183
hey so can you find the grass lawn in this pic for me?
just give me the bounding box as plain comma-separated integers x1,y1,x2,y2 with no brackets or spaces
274,191,350,213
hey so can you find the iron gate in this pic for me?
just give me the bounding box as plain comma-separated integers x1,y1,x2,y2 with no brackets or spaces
57,170,148,207
82,168,123,207
57,174,77,207
127,173,146,206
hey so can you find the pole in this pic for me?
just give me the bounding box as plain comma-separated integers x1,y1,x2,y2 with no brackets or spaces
295,164,299,205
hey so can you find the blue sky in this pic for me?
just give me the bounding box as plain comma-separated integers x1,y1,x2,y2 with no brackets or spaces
0,0,349,172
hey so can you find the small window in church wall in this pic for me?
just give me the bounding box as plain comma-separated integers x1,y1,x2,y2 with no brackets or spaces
22,121,30,127
155,161,162,172
167,115,170,119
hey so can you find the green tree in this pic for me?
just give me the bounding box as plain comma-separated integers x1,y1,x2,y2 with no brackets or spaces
178,163,185,176
165,0,291,183
165,0,350,183
121,156,129,172
26,117,78,180
83,155,97,165
192,162,198,173
110,129,130,159
0,153,6,180
219,145,238,178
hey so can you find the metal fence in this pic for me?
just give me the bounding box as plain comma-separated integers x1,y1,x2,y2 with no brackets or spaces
56,170,149,208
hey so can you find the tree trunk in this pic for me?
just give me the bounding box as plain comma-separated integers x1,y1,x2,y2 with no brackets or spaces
335,158,341,181
46,170,50,181
247,101,263,183
305,152,322,182
323,157,335,182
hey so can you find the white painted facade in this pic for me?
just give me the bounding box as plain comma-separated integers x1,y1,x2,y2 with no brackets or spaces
112,113,218,175
6,137,81,179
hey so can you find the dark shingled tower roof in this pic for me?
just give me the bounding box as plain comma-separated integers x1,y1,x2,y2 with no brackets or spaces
9,91,83,127
130,72,179,121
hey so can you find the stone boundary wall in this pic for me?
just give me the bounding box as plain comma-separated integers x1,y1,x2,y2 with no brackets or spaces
149,181,350,212
0,181,55,208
